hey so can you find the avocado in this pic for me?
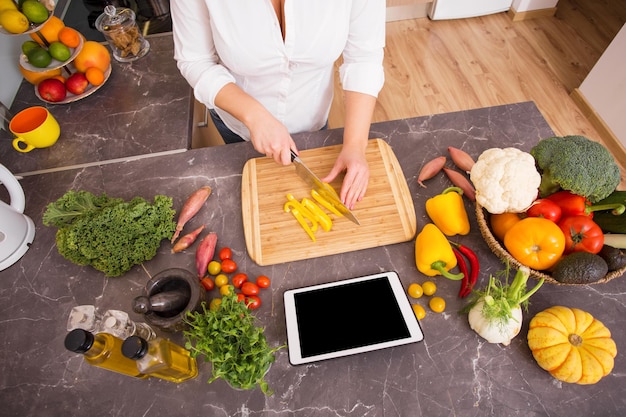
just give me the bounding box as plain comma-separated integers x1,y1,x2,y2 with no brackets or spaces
552,252,609,284
597,245,626,271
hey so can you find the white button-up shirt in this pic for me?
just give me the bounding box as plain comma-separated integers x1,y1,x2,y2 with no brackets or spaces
171,0,385,140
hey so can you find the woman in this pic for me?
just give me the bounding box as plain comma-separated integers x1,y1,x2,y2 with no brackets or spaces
171,0,385,209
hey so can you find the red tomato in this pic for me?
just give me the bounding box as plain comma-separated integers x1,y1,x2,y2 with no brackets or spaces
558,215,604,254
526,199,562,223
256,275,271,288
236,293,246,303
218,247,233,261
241,282,260,296
220,259,237,273
245,295,261,310
232,273,248,289
200,277,215,291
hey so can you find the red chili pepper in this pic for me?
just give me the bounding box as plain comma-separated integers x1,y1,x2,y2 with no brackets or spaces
453,247,470,298
451,242,480,297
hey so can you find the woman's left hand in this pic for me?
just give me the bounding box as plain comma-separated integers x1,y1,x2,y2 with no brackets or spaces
321,148,369,210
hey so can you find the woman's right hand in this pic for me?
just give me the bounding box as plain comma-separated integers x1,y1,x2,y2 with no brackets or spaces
247,112,297,166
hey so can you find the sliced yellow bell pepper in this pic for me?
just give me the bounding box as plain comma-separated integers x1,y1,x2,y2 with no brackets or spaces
415,223,464,280
425,187,470,236
302,198,332,232
311,189,343,217
284,195,318,242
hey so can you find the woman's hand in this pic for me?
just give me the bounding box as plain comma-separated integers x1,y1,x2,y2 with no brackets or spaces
247,114,296,165
321,146,369,210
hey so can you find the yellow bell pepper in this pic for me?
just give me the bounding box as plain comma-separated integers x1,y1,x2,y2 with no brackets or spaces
301,197,333,232
425,187,470,236
415,223,464,280
284,195,318,242
311,189,343,217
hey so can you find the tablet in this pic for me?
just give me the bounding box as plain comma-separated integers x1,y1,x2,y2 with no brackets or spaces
284,271,424,365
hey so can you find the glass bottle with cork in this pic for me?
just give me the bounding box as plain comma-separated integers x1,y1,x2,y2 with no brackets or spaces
64,329,148,379
121,335,198,383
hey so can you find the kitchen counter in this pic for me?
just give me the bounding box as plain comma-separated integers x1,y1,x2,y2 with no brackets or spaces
1,101,625,417
0,34,192,176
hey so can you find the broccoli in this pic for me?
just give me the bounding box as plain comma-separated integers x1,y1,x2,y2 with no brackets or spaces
43,190,176,277
530,135,621,203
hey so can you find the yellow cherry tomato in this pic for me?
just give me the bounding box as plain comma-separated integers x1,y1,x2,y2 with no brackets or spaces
214,274,229,288
422,281,437,296
209,298,222,311
219,284,233,296
412,304,426,320
407,283,424,299
429,297,446,313
208,260,221,276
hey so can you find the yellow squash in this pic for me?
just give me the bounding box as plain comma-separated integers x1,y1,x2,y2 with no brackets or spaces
527,306,617,385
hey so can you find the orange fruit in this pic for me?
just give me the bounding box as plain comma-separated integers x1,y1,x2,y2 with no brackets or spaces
73,40,111,73
58,26,81,48
29,15,65,46
85,67,105,86
51,75,66,84
18,62,61,85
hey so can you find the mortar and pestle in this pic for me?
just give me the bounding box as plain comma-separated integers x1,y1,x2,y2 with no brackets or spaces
132,268,206,332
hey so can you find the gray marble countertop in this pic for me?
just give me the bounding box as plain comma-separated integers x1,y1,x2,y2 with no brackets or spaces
1,102,625,417
0,34,192,176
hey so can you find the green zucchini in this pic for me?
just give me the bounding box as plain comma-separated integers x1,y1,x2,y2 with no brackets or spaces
594,191,626,233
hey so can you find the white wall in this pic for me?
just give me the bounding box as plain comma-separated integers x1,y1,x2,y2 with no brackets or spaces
579,23,626,147
0,33,27,109
512,0,558,12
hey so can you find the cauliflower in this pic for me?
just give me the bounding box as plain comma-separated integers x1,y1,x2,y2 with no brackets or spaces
470,148,541,214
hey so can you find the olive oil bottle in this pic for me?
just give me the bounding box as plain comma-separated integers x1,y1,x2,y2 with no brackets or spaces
64,329,148,379
121,336,198,383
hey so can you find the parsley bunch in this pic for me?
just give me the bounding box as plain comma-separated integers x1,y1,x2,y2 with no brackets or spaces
184,293,285,395
43,190,176,277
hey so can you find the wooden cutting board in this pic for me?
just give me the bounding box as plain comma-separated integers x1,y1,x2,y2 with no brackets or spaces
241,139,417,265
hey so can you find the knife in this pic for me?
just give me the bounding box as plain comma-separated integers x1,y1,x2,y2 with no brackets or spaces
290,150,360,225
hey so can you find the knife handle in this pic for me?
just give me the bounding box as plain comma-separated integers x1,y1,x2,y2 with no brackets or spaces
290,150,298,162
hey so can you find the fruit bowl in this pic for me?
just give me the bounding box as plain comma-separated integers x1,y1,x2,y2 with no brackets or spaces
475,203,626,285
35,64,112,104
19,35,83,72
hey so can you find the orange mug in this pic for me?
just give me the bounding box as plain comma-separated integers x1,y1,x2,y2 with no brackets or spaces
10,107,60,153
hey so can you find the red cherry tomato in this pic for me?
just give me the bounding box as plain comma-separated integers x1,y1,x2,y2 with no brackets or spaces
241,282,260,296
232,273,248,289
218,247,233,261
256,275,271,288
200,277,215,291
245,295,261,310
558,215,604,254
220,258,237,273
526,199,562,223
236,293,246,303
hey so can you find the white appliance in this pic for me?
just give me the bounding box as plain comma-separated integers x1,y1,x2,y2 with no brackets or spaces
429,0,513,20
0,164,36,271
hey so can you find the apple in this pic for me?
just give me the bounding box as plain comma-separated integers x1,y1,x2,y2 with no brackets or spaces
66,72,89,95
37,78,66,102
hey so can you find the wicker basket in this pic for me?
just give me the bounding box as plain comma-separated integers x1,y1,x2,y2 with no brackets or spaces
475,204,626,285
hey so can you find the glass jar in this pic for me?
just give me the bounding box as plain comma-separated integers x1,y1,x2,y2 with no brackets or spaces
95,5,150,62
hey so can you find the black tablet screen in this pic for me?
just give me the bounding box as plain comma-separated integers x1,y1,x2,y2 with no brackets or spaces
293,276,410,358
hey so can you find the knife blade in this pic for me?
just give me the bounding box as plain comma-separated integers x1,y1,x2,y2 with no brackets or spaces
290,150,360,225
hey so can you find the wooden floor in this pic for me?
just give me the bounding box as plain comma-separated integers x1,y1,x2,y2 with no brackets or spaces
330,0,626,184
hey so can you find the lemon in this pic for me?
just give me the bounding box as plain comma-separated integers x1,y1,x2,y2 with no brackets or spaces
27,46,51,68
20,0,48,24
0,9,30,33
48,41,71,61
0,0,18,13
21,40,40,55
